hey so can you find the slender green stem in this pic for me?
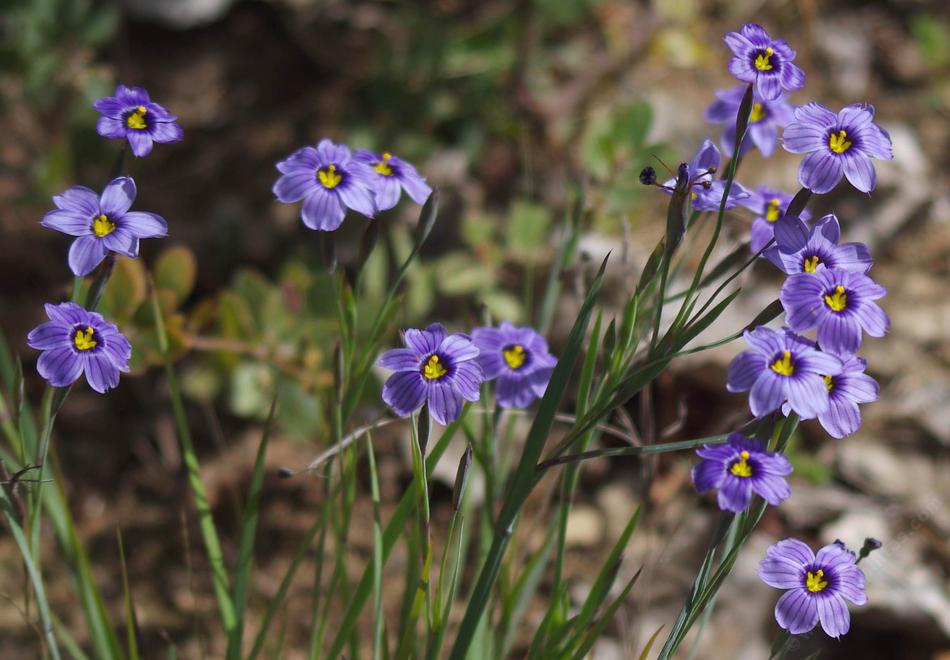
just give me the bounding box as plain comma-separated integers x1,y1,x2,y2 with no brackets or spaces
152,286,236,634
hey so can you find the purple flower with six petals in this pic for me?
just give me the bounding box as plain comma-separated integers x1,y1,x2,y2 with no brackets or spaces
41,177,168,277
739,186,813,254
94,85,183,157
705,85,795,158
27,303,131,393
724,24,805,100
759,539,867,638
780,267,889,355
764,213,872,275
273,139,378,232
378,323,483,425
352,150,432,212
727,326,842,418
472,322,557,409
660,139,750,212
783,103,893,194
692,433,792,513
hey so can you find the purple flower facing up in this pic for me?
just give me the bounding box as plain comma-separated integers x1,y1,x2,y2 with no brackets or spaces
740,186,813,254
352,150,432,212
724,24,805,100
704,86,795,158
783,103,893,194
41,177,168,277
27,303,131,393
471,322,557,409
378,323,483,426
692,433,792,513
759,539,867,638
781,267,888,355
765,213,872,275
94,85,183,157
661,139,750,212
273,139,378,232
727,326,842,418
817,356,879,439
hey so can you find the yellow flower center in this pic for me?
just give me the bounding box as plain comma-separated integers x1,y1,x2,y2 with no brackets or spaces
423,354,448,380
770,350,795,376
73,326,97,351
125,106,148,130
502,344,527,370
374,152,394,176
828,130,852,154
91,213,116,237
824,285,848,312
749,102,766,122
729,450,753,478
317,164,342,189
765,198,781,223
803,255,821,273
823,374,834,392
806,569,829,593
754,47,775,71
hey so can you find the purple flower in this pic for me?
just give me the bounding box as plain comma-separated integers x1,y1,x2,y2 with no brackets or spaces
272,139,378,232
705,86,795,158
692,433,792,513
93,85,183,158
660,139,750,212
817,355,879,439
727,326,842,418
783,103,893,194
352,150,432,212
724,24,805,100
40,177,168,277
471,322,557,409
378,323,483,425
759,539,867,638
739,186,813,253
27,303,131,393
780,268,888,355
764,213,872,275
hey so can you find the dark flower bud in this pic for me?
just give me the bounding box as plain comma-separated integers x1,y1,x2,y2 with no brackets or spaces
639,166,657,185
857,537,883,563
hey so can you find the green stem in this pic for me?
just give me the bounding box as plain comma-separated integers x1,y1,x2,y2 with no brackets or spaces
152,286,236,634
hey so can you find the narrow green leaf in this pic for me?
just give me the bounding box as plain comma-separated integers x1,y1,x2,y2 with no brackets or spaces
116,528,140,660
227,394,279,659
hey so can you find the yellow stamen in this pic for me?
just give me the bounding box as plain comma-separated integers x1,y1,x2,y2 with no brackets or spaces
824,285,848,312
374,152,393,176
502,344,526,370
749,102,766,122
91,214,116,238
73,326,97,351
806,569,828,593
729,450,753,478
423,354,448,380
765,198,781,223
823,375,834,392
754,47,774,71
803,255,821,273
125,106,148,130
771,350,795,376
828,130,852,154
317,164,342,189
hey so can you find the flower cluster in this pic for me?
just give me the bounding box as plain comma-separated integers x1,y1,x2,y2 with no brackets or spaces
272,139,432,231
31,85,181,393
663,23,889,640
378,321,557,425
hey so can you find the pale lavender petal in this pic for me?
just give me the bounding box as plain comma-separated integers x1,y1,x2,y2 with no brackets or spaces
776,589,819,635
41,209,92,236
378,348,421,372
452,361,483,402
301,191,346,231
96,116,127,139
68,236,108,276
817,594,851,638
127,131,154,158
99,177,136,217
426,381,462,426
382,371,426,417
37,347,83,388
27,321,69,350
841,153,876,193
799,150,844,194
